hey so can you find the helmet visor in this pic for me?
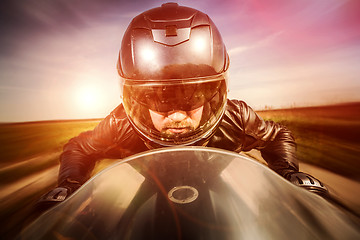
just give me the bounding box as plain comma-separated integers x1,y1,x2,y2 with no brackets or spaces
125,79,222,112
122,75,227,146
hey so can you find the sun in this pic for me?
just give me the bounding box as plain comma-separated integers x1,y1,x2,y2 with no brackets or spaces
76,86,99,110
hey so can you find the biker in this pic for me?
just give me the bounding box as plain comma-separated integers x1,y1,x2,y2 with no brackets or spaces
39,3,327,206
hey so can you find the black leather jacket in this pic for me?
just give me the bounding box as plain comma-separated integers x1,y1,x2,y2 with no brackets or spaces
58,99,299,186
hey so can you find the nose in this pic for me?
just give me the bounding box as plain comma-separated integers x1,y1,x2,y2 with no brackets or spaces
167,110,187,122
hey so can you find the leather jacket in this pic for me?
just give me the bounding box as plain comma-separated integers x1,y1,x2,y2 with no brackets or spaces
58,99,299,186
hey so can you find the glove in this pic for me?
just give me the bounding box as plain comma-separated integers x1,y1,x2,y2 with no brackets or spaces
35,179,81,211
285,171,329,197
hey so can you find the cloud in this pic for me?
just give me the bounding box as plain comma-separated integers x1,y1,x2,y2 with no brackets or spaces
0,86,43,92
228,31,283,56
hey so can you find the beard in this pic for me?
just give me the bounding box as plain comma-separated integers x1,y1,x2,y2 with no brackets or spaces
161,120,196,136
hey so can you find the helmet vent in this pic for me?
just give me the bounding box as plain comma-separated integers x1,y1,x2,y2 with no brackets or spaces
166,25,178,37
161,2,179,8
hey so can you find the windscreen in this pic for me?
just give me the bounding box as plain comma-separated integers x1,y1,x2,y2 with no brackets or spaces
19,147,360,240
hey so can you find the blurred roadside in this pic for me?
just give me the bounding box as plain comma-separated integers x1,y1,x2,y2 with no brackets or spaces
301,162,360,215
246,149,360,216
257,102,360,180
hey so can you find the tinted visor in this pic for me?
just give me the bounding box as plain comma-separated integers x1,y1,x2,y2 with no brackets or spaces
121,74,227,146
123,78,225,112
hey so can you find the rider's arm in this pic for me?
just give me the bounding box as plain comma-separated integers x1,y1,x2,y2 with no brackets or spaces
230,100,299,176
58,114,117,186
37,105,147,209
58,104,130,187
231,100,328,196
36,109,122,209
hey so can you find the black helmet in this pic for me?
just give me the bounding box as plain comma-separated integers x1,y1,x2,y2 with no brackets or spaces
117,3,229,147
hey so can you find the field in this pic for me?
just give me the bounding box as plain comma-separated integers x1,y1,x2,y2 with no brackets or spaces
1,102,360,238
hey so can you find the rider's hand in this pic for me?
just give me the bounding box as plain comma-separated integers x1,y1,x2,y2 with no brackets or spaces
35,180,81,211
285,171,329,197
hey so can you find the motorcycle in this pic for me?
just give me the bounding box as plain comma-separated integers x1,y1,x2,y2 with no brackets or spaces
18,147,360,239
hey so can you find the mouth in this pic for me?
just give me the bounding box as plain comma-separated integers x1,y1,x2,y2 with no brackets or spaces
165,128,189,134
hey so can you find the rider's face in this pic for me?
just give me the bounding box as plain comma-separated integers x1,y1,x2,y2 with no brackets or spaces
149,106,203,135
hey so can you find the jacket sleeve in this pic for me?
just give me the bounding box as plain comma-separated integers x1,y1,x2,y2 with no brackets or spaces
58,106,125,186
234,100,299,175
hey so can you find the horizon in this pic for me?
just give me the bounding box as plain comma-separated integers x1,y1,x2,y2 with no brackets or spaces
2,101,359,124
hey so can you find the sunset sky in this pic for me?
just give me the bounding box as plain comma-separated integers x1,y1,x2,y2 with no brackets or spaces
1,0,359,122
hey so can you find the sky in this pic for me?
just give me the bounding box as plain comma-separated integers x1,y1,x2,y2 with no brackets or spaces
0,0,359,122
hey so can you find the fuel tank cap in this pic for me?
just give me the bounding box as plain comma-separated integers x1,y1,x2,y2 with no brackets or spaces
168,185,199,204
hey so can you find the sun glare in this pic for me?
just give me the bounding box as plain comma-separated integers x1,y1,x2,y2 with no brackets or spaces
140,46,156,62
76,86,99,110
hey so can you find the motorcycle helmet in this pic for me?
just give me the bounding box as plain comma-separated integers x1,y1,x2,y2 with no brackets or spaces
117,3,229,147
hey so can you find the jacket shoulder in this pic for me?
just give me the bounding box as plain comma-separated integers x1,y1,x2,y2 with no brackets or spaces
226,99,251,114
224,99,250,125
110,104,127,120
226,99,263,127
